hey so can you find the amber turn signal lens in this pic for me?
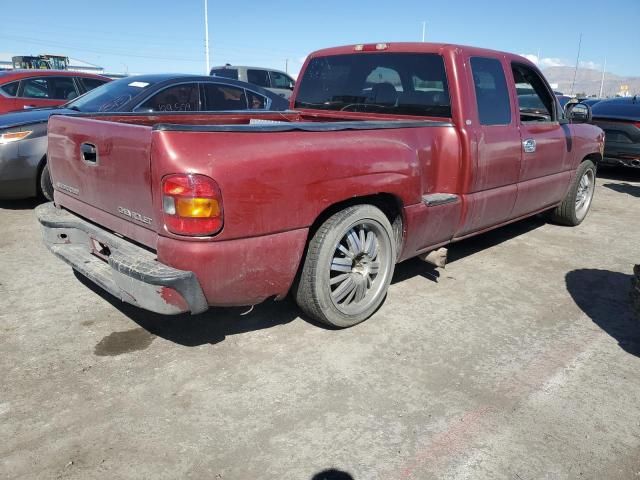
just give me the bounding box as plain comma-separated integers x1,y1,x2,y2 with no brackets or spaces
0,130,32,144
175,197,220,218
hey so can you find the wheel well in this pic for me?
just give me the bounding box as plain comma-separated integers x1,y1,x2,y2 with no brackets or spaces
583,152,602,164
307,193,405,253
35,155,47,194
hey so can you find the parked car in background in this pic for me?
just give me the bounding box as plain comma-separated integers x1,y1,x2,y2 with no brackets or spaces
0,74,288,201
210,65,295,99
590,96,640,168
0,70,110,114
38,42,603,328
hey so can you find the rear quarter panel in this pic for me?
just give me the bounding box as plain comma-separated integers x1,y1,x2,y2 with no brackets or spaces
150,126,457,242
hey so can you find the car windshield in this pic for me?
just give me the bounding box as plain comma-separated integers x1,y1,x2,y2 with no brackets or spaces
66,78,157,112
294,52,451,117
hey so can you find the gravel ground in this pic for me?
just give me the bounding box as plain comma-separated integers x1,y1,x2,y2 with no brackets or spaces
1,169,639,480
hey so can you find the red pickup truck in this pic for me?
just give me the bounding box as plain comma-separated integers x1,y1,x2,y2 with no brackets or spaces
37,43,604,328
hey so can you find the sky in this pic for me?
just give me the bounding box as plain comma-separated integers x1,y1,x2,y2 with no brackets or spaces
1,0,639,78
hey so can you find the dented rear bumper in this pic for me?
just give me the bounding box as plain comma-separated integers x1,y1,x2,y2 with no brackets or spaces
35,202,208,315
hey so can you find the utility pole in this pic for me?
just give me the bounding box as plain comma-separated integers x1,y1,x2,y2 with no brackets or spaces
422,21,426,42
204,0,210,74
599,57,607,98
570,33,582,96
285,58,289,74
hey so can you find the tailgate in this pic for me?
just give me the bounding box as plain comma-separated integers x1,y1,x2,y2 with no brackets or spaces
48,115,157,247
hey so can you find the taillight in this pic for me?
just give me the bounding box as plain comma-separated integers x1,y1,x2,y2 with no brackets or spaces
162,174,223,236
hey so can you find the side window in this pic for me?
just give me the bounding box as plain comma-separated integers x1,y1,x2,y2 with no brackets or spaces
470,57,512,126
81,78,109,92
247,69,270,88
0,81,19,97
512,63,555,122
21,78,50,98
246,90,267,109
139,83,199,112
49,77,79,100
270,71,292,89
203,84,247,110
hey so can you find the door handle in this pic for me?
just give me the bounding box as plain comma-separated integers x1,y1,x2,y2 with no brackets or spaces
80,143,98,164
522,138,536,153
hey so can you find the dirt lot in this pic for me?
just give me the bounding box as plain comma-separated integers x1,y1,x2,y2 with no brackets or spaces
1,170,639,480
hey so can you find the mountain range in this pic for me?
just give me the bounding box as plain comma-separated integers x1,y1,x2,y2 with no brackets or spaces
542,66,639,97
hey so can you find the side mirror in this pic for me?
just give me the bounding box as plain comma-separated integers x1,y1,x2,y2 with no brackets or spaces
565,102,592,124
288,81,295,90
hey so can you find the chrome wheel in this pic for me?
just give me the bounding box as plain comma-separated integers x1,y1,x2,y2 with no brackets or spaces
329,221,392,316
575,168,595,220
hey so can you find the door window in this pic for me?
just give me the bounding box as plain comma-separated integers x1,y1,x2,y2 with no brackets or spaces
512,63,556,122
247,69,270,87
246,90,267,109
270,71,292,89
139,83,199,111
203,83,247,110
470,57,512,126
49,77,79,100
0,81,19,96
21,78,50,98
80,78,109,92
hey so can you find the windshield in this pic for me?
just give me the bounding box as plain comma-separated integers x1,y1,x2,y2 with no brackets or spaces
294,52,451,117
67,78,157,112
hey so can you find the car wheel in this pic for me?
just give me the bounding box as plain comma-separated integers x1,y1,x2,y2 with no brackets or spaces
38,162,54,202
550,160,596,226
295,205,396,328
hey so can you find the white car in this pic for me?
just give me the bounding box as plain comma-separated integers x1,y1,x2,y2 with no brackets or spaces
210,65,295,99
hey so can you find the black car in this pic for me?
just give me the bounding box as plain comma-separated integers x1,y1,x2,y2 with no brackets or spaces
0,74,289,201
590,96,640,169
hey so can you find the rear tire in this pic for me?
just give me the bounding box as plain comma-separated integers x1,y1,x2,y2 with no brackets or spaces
294,205,396,328
549,160,596,226
39,163,54,202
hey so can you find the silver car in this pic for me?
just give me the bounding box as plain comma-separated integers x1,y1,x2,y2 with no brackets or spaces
0,74,289,200
210,65,295,99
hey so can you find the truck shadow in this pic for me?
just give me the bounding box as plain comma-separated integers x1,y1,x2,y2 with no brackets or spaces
597,166,640,182
0,198,42,210
74,271,300,346
602,182,640,198
75,216,546,345
565,269,640,357
392,216,545,285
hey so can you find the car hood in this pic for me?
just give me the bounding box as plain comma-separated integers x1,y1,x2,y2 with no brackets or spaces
0,107,75,130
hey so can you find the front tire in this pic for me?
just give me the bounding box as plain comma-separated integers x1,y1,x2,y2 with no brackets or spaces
550,160,596,226
294,205,396,328
39,163,54,202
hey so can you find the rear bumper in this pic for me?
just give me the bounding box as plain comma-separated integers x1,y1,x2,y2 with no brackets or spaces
36,202,208,315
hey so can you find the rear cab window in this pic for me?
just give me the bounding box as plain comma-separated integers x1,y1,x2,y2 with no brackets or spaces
210,68,239,80
294,52,451,117
470,57,512,125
